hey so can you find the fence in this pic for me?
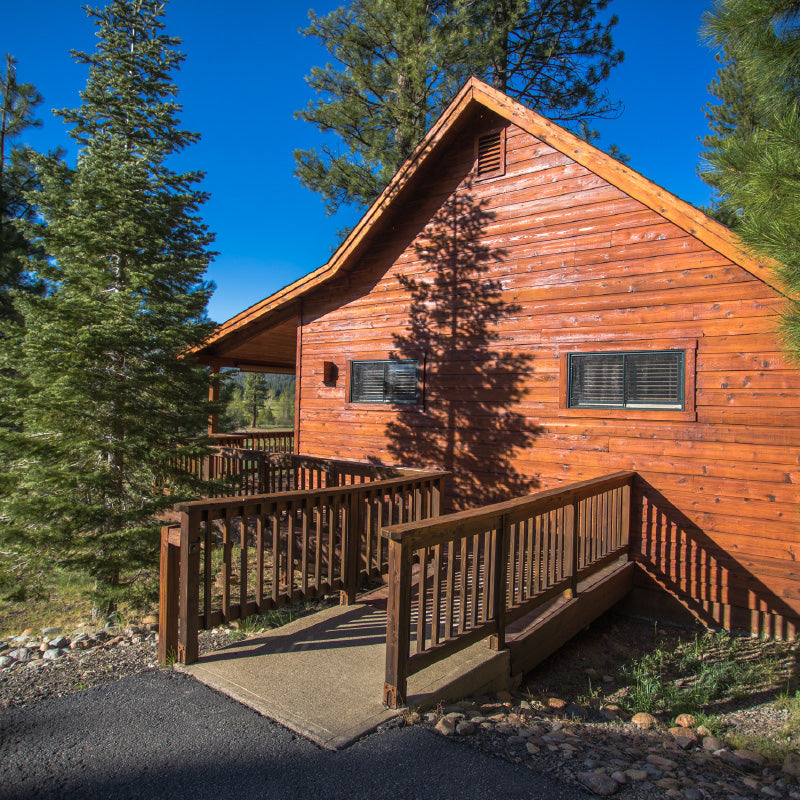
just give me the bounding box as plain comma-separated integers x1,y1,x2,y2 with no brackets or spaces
382,471,634,707
159,464,448,665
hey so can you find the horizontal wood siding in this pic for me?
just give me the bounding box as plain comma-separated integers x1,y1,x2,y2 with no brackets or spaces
294,117,800,636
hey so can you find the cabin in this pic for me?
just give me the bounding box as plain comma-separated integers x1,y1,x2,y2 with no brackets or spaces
167,78,800,699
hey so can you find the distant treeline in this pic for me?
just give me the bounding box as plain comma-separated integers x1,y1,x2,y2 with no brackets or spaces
221,371,295,430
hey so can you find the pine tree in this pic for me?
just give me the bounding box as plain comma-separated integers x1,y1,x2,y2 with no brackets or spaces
0,54,45,321
295,0,623,213
701,45,761,226
700,0,800,353
2,0,216,611
242,373,269,428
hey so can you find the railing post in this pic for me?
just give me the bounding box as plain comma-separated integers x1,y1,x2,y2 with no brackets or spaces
177,509,201,665
567,500,579,598
158,525,179,666
341,489,362,605
490,514,510,651
384,535,412,708
622,478,632,551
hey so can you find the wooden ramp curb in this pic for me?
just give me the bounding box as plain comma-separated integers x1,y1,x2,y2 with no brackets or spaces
506,559,634,678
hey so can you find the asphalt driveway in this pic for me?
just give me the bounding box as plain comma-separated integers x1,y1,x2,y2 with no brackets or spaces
0,670,590,800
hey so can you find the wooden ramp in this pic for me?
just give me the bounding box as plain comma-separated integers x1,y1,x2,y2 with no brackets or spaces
505,558,634,677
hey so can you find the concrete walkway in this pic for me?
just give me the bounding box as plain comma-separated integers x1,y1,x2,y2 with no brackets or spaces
178,594,508,750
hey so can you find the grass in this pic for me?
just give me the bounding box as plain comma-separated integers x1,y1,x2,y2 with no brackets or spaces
228,602,328,640
619,630,794,720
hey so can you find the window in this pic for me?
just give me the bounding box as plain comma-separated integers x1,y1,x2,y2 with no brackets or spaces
350,359,419,405
568,350,685,410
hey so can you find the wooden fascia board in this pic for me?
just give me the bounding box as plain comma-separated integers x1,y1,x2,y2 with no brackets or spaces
469,81,786,296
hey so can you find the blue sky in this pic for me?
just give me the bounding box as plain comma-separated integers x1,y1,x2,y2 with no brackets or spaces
2,1,721,324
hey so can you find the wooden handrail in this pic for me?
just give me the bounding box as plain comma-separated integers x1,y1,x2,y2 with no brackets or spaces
382,471,634,707
159,461,449,666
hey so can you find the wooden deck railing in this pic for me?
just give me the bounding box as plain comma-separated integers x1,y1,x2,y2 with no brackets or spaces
210,430,294,452
381,471,634,707
158,463,448,665
175,448,393,498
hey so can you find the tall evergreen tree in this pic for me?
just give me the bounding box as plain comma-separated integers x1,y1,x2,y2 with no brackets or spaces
700,0,800,353
242,372,269,428
295,0,623,213
701,45,761,226
0,54,45,321
1,0,216,610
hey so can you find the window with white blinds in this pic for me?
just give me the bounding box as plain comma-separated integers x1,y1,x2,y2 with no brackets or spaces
350,359,419,404
568,351,684,410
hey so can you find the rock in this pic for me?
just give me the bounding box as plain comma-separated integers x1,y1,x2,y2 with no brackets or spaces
783,753,800,777
610,771,627,784
434,717,456,736
455,721,475,736
715,749,743,769
631,712,658,730
519,700,532,711
657,778,681,790
41,627,60,637
495,723,515,735
578,771,619,796
42,647,66,661
72,633,90,644
526,742,540,754
669,727,699,749
423,712,437,724
702,735,725,751
683,789,704,800
407,712,421,725
625,770,649,782
696,725,711,737
548,697,567,710
142,614,159,626
0,655,13,668
734,749,766,771
9,647,31,662
93,630,110,642
600,706,620,722
563,703,588,720
675,713,695,728
762,787,782,799
647,755,678,769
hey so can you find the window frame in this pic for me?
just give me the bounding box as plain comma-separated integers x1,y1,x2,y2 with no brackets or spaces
347,357,422,407
558,340,697,421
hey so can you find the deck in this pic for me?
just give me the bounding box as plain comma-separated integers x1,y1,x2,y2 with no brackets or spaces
160,443,635,720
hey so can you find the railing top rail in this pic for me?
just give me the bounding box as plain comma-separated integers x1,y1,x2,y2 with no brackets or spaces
206,448,433,479
210,430,294,439
383,471,635,548
172,469,450,513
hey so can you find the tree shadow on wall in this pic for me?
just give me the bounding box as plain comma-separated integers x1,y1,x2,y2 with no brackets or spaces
383,183,542,510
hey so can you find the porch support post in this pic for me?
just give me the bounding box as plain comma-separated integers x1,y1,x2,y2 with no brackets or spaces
208,367,220,435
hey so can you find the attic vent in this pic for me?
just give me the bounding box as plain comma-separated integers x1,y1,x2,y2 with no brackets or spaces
476,130,505,177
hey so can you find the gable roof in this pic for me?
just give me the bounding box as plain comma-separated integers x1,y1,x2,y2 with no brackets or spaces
193,77,782,361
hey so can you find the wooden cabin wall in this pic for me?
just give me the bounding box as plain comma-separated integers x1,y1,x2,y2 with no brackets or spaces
296,118,800,638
